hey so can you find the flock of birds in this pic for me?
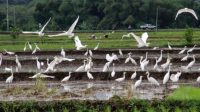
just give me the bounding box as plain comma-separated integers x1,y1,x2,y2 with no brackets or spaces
3,7,200,91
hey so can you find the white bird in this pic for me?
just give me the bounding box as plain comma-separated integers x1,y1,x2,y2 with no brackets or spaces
178,46,187,54
106,53,118,62
89,50,93,57
129,32,149,48
131,71,137,80
6,68,14,84
111,63,115,77
48,16,79,38
4,49,15,55
102,61,112,72
61,72,71,82
197,76,200,83
94,43,100,50
161,58,171,70
74,36,87,50
168,42,172,50
163,65,171,84
32,43,40,54
125,52,137,65
134,76,143,89
75,60,87,72
119,49,123,56
121,33,131,40
61,47,65,57
0,53,2,66
187,45,196,53
23,42,27,51
87,71,94,79
153,47,159,50
15,55,22,70
36,57,41,70
29,73,55,79
5,67,12,72
181,51,189,61
175,8,198,20
140,56,145,71
23,17,51,37
153,57,159,70
146,71,159,86
170,72,181,82
85,57,93,71
181,55,195,71
27,42,32,50
157,50,163,63
115,72,126,82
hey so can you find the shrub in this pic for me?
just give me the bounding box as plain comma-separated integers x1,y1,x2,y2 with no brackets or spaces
184,28,194,44
10,26,21,40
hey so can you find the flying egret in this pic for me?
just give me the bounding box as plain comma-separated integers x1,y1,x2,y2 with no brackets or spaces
32,43,40,54
121,33,131,40
134,76,143,89
115,72,126,82
181,55,195,71
157,50,163,63
181,51,189,61
187,45,196,53
106,53,118,62
4,49,15,55
131,71,137,80
87,71,94,79
48,16,79,38
111,63,115,77
23,17,52,37
129,32,149,48
170,71,181,82
94,43,100,50
75,60,87,72
29,73,55,79
125,52,137,65
61,47,66,57
178,46,187,54
168,42,172,50
119,49,123,56
146,71,159,86
5,68,14,85
175,8,198,20
61,72,71,82
163,65,171,85
15,55,22,70
74,36,87,50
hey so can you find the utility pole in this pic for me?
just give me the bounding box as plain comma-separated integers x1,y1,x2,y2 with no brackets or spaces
156,7,158,32
6,0,9,31
13,7,16,26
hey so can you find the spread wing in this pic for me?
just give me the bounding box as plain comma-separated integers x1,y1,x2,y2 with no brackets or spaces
40,17,51,33
175,8,198,20
141,32,148,44
22,31,39,34
129,32,145,45
67,16,79,34
74,36,83,47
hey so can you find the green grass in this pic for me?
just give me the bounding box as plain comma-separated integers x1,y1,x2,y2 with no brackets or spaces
0,30,199,51
168,86,200,100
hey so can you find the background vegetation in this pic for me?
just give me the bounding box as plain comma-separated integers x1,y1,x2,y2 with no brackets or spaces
0,0,200,31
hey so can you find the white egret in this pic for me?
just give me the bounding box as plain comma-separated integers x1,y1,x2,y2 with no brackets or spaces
32,43,40,54
4,49,15,55
153,57,159,70
6,68,14,84
102,61,112,72
197,76,200,84
75,60,86,72
0,53,2,66
187,45,196,53
129,32,149,48
125,52,137,65
111,63,115,77
181,51,189,61
119,49,123,56
94,43,100,50
61,72,71,82
175,8,198,20
48,16,79,38
115,72,126,82
146,71,159,86
181,55,195,71
27,42,32,50
36,57,41,70
106,53,118,62
121,33,131,40
74,36,87,50
134,76,143,89
15,55,21,70
23,17,52,37
85,57,93,71
153,47,159,50
168,42,172,50
87,71,94,79
161,58,171,70
29,73,55,79
5,67,12,72
23,42,27,51
163,65,171,85
157,50,163,63
61,47,65,57
178,46,187,54
131,71,137,80
170,71,181,82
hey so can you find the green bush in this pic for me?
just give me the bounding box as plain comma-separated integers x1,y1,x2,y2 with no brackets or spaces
184,28,194,44
10,26,21,40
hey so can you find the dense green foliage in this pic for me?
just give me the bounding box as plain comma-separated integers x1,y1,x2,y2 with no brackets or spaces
184,28,194,44
0,0,200,31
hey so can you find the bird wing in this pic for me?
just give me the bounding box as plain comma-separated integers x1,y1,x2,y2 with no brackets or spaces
40,17,51,33
48,32,67,37
141,32,148,44
66,16,79,34
186,8,198,20
129,33,145,46
175,8,198,20
22,31,39,34
74,36,83,47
